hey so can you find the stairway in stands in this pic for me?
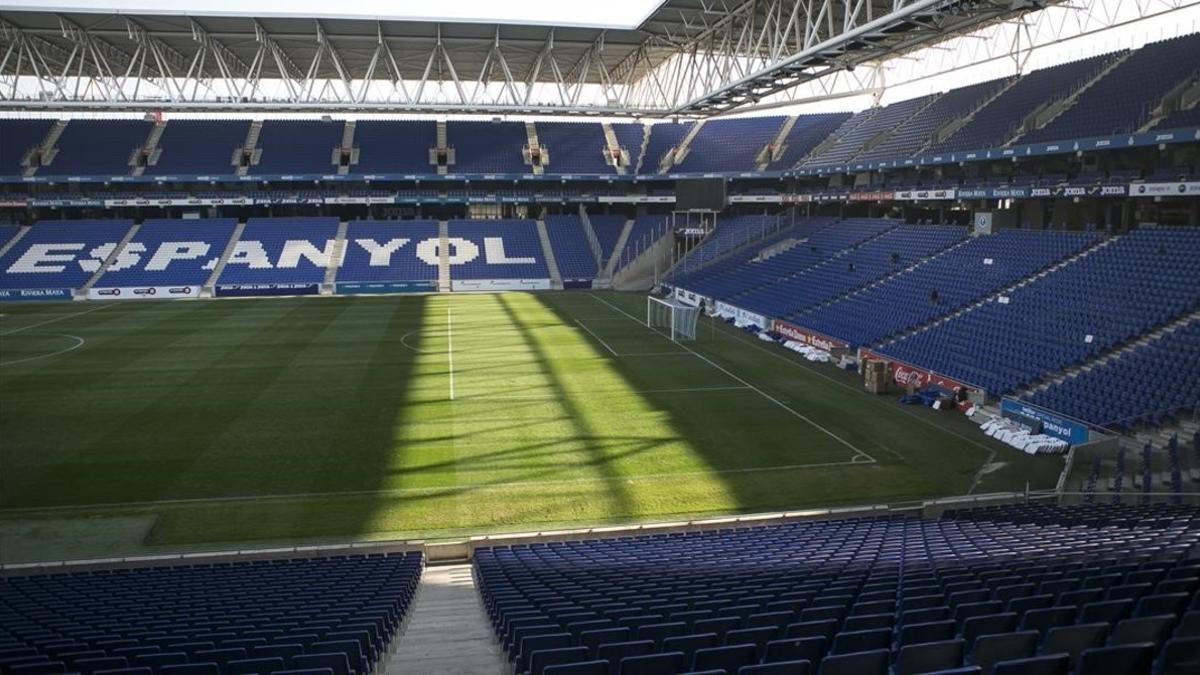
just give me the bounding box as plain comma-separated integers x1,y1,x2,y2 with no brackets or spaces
388,564,505,675
202,221,246,296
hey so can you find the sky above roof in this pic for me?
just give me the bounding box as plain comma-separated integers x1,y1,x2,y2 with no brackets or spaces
0,0,668,29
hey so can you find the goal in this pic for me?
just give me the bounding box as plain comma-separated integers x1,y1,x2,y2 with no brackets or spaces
646,296,700,341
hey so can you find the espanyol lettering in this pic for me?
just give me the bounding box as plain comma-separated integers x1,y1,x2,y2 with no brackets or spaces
5,236,540,275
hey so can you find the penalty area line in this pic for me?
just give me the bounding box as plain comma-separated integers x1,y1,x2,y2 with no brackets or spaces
589,293,878,465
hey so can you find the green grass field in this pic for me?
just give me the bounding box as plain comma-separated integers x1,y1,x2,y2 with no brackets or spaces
0,291,1061,562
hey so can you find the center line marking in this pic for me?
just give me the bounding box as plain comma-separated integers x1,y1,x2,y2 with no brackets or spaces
447,301,456,401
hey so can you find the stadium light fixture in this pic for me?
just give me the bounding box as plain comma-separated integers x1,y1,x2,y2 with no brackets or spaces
0,0,669,29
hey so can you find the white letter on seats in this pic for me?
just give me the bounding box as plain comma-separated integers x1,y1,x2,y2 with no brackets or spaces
277,239,338,269
224,240,273,269
145,241,211,271
79,243,116,273
355,238,410,266
415,237,479,267
7,243,84,274
105,242,147,272
484,237,534,264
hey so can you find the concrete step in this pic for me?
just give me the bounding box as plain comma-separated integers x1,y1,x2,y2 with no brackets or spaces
388,564,505,675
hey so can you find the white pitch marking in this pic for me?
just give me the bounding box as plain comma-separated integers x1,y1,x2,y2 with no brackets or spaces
714,320,1002,460
590,293,878,464
575,319,618,356
0,303,113,337
446,301,456,401
0,333,85,367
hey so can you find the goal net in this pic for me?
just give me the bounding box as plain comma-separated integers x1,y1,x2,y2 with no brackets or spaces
646,296,700,341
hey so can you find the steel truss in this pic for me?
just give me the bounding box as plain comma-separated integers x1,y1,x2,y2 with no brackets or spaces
0,0,1193,116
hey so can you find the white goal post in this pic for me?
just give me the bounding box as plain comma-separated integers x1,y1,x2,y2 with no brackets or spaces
646,295,700,341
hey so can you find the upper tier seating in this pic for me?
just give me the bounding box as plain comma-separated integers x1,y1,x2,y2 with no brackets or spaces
801,96,935,166
1025,318,1200,429
639,123,693,174
732,225,968,319
0,552,423,675
1018,33,1200,143
794,230,1100,348
537,123,612,174
337,220,440,282
215,217,340,285
447,121,528,173
0,119,53,174
881,226,1200,394
42,120,151,176
476,503,1200,675
930,56,1114,154
0,219,133,290
673,116,785,173
858,78,1011,161
681,218,890,300
6,34,1199,180
148,121,249,175
764,113,852,170
447,219,549,280
587,214,629,265
610,123,646,171
351,120,438,174
91,218,238,288
253,120,344,174
543,215,599,282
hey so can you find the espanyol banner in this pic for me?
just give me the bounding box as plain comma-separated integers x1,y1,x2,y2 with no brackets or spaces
1128,182,1200,198
1001,397,1091,445
771,319,849,351
714,301,766,329
0,288,72,302
859,347,983,395
214,283,320,297
450,279,552,291
88,285,200,300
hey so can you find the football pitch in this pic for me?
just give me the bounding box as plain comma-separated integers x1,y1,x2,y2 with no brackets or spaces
0,291,1060,562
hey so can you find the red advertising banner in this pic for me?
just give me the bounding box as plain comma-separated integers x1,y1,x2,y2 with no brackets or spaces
772,319,849,352
858,347,983,394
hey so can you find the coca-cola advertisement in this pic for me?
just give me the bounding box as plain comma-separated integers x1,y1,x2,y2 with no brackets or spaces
859,348,982,395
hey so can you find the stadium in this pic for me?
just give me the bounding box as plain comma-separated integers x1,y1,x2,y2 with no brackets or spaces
1,0,1199,672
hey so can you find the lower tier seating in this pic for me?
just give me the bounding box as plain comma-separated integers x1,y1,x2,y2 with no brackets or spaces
476,503,1199,675
0,552,423,675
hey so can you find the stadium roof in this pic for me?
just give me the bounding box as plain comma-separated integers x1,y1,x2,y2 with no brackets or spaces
0,0,1062,116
